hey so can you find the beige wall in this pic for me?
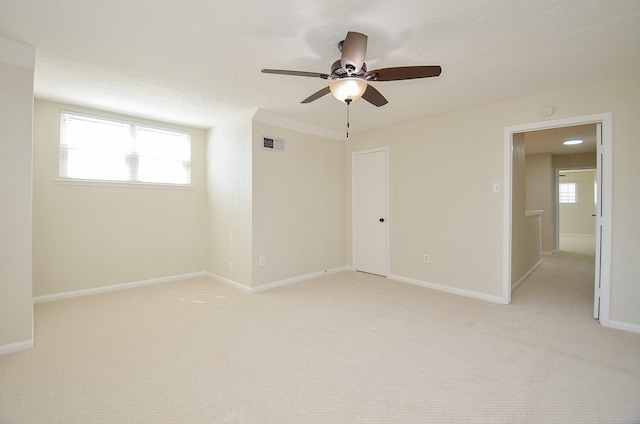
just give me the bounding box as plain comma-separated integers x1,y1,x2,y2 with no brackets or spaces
347,72,640,328
251,120,345,288
511,134,540,286
560,170,596,235
525,153,555,253
524,152,597,253
31,102,345,296
554,152,597,170
0,38,35,351
206,111,254,288
32,101,207,297
347,107,505,298
8,65,640,343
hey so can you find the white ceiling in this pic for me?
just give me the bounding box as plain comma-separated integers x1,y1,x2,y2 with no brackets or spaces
1,0,639,134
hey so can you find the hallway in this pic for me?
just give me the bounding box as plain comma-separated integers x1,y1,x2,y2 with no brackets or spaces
512,234,596,322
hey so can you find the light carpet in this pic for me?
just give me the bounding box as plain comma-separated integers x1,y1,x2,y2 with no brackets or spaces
1,253,639,423
559,233,596,256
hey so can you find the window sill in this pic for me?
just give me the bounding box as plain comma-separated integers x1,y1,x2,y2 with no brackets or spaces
55,178,193,190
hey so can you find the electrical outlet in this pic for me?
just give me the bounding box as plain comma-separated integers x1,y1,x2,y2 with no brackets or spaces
259,256,266,266
424,254,430,264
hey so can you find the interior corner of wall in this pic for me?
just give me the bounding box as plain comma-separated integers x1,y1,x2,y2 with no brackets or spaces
252,108,343,140
0,37,36,69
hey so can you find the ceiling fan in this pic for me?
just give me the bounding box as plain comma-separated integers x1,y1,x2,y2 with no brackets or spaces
261,31,442,107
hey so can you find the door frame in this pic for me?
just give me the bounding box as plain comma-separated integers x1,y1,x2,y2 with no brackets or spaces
502,113,612,325
352,147,389,276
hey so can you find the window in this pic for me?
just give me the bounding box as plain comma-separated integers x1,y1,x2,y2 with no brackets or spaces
559,181,578,204
59,111,191,185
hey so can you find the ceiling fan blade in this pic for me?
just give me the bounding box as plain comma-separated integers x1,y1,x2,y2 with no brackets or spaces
366,66,442,81
262,69,329,79
361,84,388,107
340,32,368,73
301,86,331,103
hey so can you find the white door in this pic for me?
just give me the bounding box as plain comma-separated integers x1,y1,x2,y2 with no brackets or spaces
353,149,388,276
594,123,603,319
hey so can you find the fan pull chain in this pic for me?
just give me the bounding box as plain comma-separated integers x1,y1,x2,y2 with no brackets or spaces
345,99,352,139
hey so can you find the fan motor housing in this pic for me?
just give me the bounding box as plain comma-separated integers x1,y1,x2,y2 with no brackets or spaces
331,60,366,78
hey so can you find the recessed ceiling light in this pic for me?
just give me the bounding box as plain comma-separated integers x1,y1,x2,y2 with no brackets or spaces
563,139,583,145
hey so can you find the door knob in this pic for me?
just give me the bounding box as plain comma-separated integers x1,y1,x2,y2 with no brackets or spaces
379,218,385,222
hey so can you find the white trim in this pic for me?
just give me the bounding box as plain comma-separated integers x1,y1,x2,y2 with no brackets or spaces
503,113,612,322
250,267,349,294
55,178,194,190
33,268,353,304
33,272,207,303
207,267,349,294
503,113,612,134
0,339,34,356
387,274,503,304
205,273,252,293
502,126,513,305
606,320,640,335
511,259,543,292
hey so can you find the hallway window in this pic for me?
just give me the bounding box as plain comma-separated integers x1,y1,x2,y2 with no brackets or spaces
559,181,578,204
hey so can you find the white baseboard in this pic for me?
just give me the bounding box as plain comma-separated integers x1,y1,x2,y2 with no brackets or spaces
33,267,351,304
605,320,640,335
511,259,543,293
386,274,503,304
33,272,207,303
251,266,349,294
0,339,34,356
205,272,251,293
207,266,349,294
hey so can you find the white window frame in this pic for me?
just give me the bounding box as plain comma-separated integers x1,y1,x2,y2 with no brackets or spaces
58,111,192,188
559,181,578,204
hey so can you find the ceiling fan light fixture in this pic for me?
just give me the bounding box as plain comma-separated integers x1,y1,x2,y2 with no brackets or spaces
262,31,441,107
329,78,367,102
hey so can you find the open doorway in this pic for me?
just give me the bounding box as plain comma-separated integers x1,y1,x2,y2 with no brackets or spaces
502,113,612,326
558,169,597,256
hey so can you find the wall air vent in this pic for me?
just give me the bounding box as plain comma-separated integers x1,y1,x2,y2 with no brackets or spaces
263,137,284,151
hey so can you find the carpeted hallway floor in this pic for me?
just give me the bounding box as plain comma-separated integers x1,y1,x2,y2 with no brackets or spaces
1,247,639,423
